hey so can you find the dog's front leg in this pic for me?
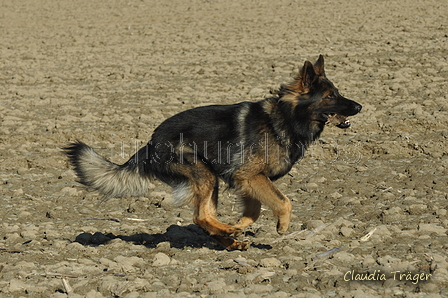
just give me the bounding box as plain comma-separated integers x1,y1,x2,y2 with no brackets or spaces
234,174,292,234
233,195,262,232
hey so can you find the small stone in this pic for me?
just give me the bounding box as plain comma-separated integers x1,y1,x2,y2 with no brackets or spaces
114,256,145,273
129,278,151,292
259,257,282,268
333,251,355,263
407,204,428,215
12,188,24,197
20,227,38,240
305,183,319,191
412,244,426,253
340,227,354,237
18,211,32,218
207,278,227,294
5,232,22,244
152,252,171,267
361,255,377,268
419,282,439,293
436,208,447,216
8,278,27,292
304,220,325,230
282,246,296,254
329,192,343,200
243,284,273,294
61,186,78,196
418,223,447,236
384,206,402,214
17,167,28,175
248,87,264,96
156,241,171,250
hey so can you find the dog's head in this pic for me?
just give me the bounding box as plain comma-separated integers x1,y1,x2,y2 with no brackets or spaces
278,55,362,129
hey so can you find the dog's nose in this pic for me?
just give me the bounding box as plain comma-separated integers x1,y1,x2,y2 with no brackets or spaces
354,103,362,113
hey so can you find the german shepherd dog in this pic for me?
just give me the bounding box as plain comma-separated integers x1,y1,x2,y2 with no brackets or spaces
64,55,361,250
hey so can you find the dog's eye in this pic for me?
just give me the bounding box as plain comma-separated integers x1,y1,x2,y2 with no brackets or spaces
326,94,334,99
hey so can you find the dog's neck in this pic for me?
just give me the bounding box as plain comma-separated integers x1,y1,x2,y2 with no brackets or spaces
273,97,324,146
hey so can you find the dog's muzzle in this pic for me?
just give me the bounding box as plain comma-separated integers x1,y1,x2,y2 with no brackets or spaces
324,102,362,129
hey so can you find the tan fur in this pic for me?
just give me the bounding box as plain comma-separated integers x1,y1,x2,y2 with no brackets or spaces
233,172,292,234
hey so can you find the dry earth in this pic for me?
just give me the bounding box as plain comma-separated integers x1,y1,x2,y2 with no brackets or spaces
1,0,448,297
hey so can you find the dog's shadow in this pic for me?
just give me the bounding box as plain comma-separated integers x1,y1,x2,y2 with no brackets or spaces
74,224,271,250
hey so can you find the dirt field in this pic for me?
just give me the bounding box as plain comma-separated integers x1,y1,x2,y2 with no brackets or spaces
1,0,447,297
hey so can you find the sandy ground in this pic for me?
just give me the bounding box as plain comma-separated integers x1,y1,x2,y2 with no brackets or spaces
1,0,448,297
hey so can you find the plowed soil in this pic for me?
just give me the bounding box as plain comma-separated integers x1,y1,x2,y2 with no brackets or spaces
1,0,447,297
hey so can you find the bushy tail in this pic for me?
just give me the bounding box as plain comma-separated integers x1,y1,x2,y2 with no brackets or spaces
63,141,152,198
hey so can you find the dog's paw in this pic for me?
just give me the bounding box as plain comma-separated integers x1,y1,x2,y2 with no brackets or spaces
276,221,289,234
228,239,250,251
230,227,243,237
218,226,242,237
212,235,249,251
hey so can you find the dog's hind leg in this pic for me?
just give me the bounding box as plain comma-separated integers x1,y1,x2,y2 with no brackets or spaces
191,176,239,237
190,172,250,250
171,160,240,236
167,157,248,250
234,174,292,234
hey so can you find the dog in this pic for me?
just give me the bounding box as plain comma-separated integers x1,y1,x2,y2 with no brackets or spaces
64,55,362,250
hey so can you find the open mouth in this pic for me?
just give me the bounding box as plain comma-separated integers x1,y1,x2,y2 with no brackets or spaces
323,113,351,129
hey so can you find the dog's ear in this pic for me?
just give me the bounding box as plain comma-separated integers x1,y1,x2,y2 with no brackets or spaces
314,55,326,78
299,60,318,90
277,59,318,98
